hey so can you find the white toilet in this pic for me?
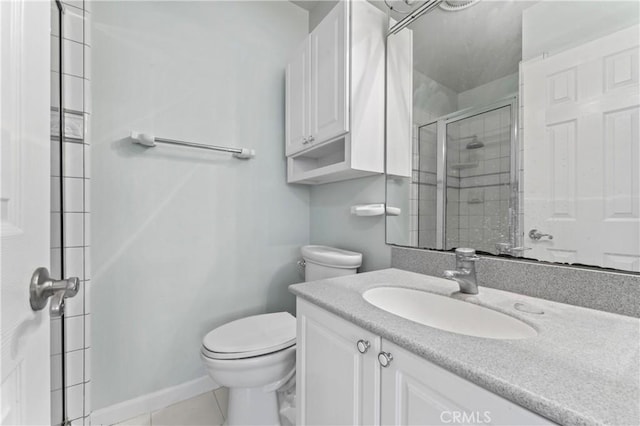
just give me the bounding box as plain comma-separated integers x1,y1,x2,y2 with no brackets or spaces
200,245,362,426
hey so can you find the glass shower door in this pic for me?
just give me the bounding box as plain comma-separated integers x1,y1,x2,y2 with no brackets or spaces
416,122,439,248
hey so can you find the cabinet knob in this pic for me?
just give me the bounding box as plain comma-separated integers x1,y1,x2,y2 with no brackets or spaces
356,339,370,354
308,135,315,142
378,351,393,367
302,137,309,144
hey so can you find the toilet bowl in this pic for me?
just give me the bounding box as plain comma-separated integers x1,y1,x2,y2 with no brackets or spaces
201,312,296,426
201,246,362,425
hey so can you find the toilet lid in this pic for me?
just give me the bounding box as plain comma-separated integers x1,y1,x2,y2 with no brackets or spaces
202,312,296,359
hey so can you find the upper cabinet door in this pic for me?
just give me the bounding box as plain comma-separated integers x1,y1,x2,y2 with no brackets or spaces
310,1,349,144
285,40,310,156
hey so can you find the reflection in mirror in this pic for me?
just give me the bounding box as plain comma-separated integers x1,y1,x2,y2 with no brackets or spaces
385,0,640,272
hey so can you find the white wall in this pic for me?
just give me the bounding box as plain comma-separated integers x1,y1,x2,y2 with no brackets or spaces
310,176,391,272
413,70,458,125
91,1,309,410
458,72,518,110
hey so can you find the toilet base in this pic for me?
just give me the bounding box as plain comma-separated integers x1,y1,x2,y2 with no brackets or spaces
227,387,279,426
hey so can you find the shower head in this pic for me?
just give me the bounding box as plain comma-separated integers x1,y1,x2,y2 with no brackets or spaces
465,136,485,150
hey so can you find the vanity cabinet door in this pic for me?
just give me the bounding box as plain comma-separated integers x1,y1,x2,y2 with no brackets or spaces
285,39,310,156
309,0,349,145
297,298,380,426
379,340,554,426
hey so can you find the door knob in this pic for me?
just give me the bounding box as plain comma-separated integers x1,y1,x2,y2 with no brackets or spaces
356,339,370,354
29,267,79,312
378,351,393,367
528,229,553,241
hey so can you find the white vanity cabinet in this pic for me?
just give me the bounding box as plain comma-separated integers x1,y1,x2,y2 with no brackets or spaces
296,299,554,426
379,340,552,425
285,0,386,184
296,299,381,425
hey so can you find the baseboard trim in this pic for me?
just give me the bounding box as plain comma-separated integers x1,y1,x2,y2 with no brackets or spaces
91,376,218,425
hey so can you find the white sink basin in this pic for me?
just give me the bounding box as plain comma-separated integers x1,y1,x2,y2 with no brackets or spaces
363,287,537,340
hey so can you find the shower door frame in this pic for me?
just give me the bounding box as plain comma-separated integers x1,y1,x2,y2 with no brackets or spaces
419,95,519,252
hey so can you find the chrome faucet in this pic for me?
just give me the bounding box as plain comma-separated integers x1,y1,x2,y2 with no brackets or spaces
443,248,480,294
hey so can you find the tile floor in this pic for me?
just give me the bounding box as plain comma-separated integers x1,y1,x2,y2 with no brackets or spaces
113,388,228,426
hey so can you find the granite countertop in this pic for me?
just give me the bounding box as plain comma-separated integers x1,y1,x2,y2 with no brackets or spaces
289,268,640,426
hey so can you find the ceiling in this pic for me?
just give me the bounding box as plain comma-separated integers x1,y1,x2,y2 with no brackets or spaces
410,0,538,93
291,0,390,15
288,0,540,94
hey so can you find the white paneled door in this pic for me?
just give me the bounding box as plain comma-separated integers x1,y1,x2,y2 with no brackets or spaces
1,0,52,424
523,25,640,271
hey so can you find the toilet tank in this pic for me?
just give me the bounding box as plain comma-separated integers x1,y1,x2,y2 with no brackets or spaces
301,245,363,282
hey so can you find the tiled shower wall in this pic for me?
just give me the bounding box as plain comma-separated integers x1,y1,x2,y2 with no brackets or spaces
50,0,92,424
409,69,518,252
445,106,512,252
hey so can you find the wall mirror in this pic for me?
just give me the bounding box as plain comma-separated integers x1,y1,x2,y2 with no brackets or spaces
385,0,640,272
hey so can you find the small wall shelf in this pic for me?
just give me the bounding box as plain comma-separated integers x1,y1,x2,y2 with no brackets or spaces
350,203,401,217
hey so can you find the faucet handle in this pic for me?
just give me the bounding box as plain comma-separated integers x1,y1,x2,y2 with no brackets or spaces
455,248,480,261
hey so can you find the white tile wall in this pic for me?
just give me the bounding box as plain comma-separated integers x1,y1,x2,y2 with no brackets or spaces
64,213,85,247
63,7,85,43
64,178,85,212
63,143,85,177
66,350,85,387
50,37,85,77
65,316,85,352
51,1,92,425
67,383,85,420
65,75,85,112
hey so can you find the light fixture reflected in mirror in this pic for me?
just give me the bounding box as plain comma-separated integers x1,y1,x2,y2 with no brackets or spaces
384,0,420,14
439,0,482,12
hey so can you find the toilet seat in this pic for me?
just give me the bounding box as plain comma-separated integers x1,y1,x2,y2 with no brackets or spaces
202,312,296,360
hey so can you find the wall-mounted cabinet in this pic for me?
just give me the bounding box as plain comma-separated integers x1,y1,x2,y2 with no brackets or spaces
285,0,386,184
